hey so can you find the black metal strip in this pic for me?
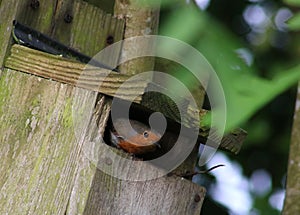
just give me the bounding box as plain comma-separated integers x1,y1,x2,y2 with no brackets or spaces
12,20,118,72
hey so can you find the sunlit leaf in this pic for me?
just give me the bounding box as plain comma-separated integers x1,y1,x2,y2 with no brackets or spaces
287,12,300,31
158,6,300,131
284,0,300,6
159,7,206,43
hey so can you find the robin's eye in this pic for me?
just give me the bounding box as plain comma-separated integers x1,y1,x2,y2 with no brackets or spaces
143,131,149,138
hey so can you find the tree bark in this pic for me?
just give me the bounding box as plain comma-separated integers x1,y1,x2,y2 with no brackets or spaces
283,86,300,214
282,2,300,214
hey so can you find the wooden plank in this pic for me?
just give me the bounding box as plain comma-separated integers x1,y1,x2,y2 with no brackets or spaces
56,2,126,214
5,45,146,101
84,173,206,214
0,0,124,214
0,69,98,214
0,1,244,215
0,0,55,66
0,0,21,65
87,1,206,214
5,44,247,154
0,1,66,214
86,0,114,13
114,0,160,76
71,1,205,214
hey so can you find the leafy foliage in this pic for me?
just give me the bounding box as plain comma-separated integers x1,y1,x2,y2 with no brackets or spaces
287,12,300,30
141,0,298,214
284,0,300,6
157,4,300,131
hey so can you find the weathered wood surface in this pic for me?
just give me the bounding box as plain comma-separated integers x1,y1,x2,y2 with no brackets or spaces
113,2,206,213
87,0,115,13
0,0,54,66
84,174,205,214
6,45,146,102
0,0,120,214
5,44,246,154
114,0,160,76
0,69,100,214
283,85,300,214
0,0,207,215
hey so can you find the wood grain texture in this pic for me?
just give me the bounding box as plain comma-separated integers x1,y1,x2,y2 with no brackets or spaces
0,1,72,214
84,174,206,215
84,0,115,13
283,85,300,215
5,44,246,154
5,45,145,102
0,0,55,66
114,0,160,76
0,69,98,214
0,1,246,214
0,0,123,214
0,1,207,215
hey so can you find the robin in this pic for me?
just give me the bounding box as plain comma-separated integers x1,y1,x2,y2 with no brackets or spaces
110,118,162,155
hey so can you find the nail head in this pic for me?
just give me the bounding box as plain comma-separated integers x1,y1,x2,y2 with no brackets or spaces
64,13,73,23
194,194,201,203
106,35,114,45
30,0,40,9
105,157,113,165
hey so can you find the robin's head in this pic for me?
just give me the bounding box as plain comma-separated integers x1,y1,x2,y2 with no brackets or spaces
112,118,162,149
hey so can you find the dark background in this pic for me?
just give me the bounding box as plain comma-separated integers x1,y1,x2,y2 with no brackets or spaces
197,0,296,214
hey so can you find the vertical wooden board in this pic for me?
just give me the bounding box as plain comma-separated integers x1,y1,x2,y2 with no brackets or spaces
71,0,124,58
73,1,108,55
83,166,206,215
51,0,124,66
17,0,56,33
0,69,98,214
50,0,76,44
114,0,160,75
0,71,43,190
75,2,205,215
0,0,25,65
85,0,115,13
49,1,124,214
0,0,23,65
67,97,112,215
1,1,207,215
0,0,124,215
0,0,67,214
0,0,56,66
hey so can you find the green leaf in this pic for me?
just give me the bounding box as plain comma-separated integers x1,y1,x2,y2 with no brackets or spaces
158,7,300,131
159,6,206,43
287,12,300,31
284,0,300,6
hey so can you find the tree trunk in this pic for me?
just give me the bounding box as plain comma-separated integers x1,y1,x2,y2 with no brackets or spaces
283,87,300,214
282,2,300,214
